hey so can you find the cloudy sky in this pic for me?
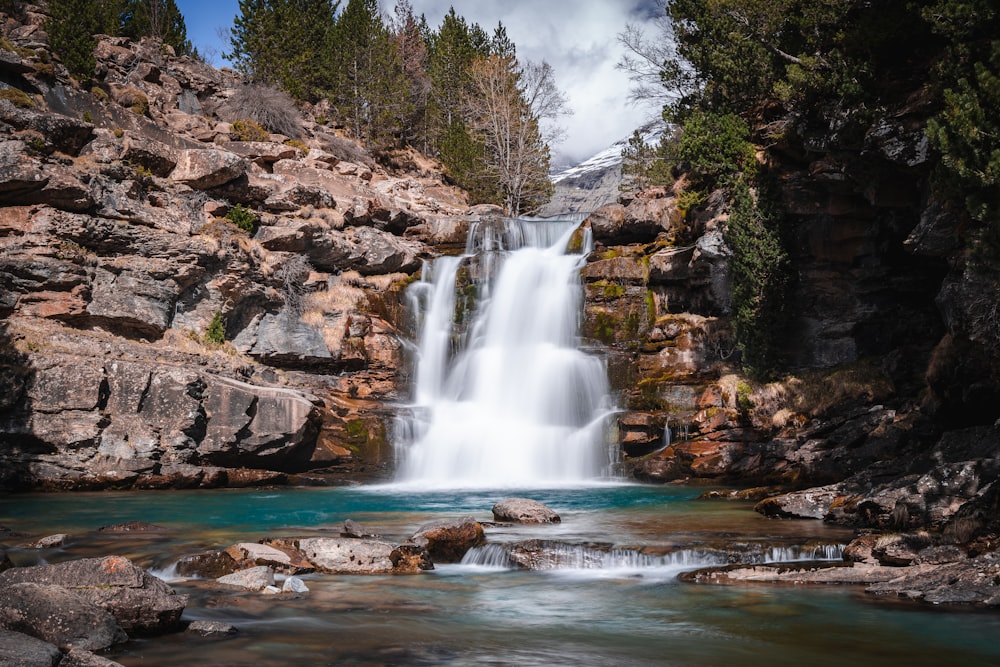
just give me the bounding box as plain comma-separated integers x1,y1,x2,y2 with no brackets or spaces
175,0,666,166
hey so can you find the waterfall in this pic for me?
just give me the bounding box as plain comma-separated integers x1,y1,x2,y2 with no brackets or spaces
393,217,616,488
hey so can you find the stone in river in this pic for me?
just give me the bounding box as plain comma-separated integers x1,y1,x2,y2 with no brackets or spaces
492,498,561,524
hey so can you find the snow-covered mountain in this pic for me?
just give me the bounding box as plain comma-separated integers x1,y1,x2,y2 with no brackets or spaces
538,122,664,217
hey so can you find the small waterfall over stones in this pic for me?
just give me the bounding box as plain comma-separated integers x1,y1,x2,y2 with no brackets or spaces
393,217,617,488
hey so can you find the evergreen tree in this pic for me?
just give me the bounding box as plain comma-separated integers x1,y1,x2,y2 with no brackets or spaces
120,0,192,55
46,0,122,81
389,0,431,149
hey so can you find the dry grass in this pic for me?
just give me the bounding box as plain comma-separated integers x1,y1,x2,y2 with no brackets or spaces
220,83,303,138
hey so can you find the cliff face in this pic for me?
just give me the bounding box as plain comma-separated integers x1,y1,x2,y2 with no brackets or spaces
584,80,1000,536
0,7,492,490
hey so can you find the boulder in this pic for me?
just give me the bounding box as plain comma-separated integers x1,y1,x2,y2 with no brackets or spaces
121,135,177,177
281,576,309,593
290,537,433,574
225,542,314,574
0,583,127,651
0,556,186,635
867,551,1000,606
174,551,240,579
0,629,63,667
410,517,486,563
492,498,561,524
754,484,845,520
216,566,274,591
170,149,247,189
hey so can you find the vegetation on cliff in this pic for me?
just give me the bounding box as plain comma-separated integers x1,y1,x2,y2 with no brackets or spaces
620,0,1000,379
225,0,564,215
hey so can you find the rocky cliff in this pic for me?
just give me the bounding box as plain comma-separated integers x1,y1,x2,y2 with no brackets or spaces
583,83,1000,545
0,5,497,490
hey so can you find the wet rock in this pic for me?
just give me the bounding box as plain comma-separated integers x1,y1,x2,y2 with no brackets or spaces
281,576,309,593
0,582,127,651
226,542,314,574
410,517,485,563
21,534,68,549
60,648,127,667
98,522,165,533
492,498,561,524
174,551,239,579
341,519,379,538
389,544,435,573
0,556,186,635
186,620,238,637
0,629,63,667
289,537,432,574
216,566,274,591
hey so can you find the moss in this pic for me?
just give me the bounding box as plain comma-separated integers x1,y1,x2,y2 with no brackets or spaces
0,87,34,109
112,128,124,138
590,311,618,345
90,86,109,102
645,290,657,325
736,381,753,416
593,281,626,299
231,118,270,142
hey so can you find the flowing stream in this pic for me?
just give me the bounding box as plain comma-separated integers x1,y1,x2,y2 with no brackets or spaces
393,218,616,488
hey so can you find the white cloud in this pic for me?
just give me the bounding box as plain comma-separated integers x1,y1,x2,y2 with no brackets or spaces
384,0,666,165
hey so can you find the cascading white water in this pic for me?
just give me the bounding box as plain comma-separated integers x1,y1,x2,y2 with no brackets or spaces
393,218,616,488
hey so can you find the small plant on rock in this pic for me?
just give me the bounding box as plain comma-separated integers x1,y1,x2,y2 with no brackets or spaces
225,204,256,233
204,311,226,345
230,118,269,142
0,87,35,108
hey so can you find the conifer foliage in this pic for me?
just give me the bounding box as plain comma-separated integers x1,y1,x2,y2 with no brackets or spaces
226,1,567,216
46,0,192,80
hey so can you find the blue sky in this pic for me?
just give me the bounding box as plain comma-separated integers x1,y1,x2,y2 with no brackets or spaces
174,0,663,165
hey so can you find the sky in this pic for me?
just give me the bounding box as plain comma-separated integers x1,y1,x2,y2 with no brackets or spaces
174,0,666,167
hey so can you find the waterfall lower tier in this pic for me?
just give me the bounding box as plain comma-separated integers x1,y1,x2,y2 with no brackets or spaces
393,218,617,488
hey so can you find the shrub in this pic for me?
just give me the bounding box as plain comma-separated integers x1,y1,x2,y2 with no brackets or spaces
90,86,109,102
220,83,303,138
225,204,256,233
82,110,92,123
677,110,756,189
118,88,149,116
204,311,226,344
113,127,124,138
0,87,34,108
230,118,269,142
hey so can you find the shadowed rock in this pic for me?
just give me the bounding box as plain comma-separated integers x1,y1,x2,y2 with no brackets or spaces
410,517,485,563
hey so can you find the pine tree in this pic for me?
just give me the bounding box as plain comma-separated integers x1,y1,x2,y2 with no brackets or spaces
46,0,122,81
120,0,192,55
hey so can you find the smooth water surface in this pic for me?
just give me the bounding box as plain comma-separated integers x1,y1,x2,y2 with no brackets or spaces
3,486,1000,667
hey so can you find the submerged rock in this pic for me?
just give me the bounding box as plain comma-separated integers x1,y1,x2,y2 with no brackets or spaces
492,498,561,524
216,566,274,591
185,620,238,637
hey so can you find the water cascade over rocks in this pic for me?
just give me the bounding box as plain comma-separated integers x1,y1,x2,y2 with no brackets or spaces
394,218,617,488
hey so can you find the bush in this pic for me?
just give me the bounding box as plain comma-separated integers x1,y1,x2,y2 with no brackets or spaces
230,118,270,142
220,83,303,138
225,204,256,233
204,311,226,344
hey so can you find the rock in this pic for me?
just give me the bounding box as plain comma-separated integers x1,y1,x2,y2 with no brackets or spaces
185,620,238,636
174,551,239,579
754,484,845,520
225,542,314,574
389,544,435,574
586,203,662,244
410,517,486,563
247,312,333,369
0,556,186,635
341,519,378,538
121,135,177,177
290,537,432,574
0,629,63,667
60,649,127,667
281,576,309,593
98,522,165,533
0,583,127,651
170,149,247,189
492,498,561,524
21,534,68,549
867,552,1000,606
216,566,274,591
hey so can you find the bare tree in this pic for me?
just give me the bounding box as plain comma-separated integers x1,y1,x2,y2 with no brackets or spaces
616,0,689,108
464,54,563,216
